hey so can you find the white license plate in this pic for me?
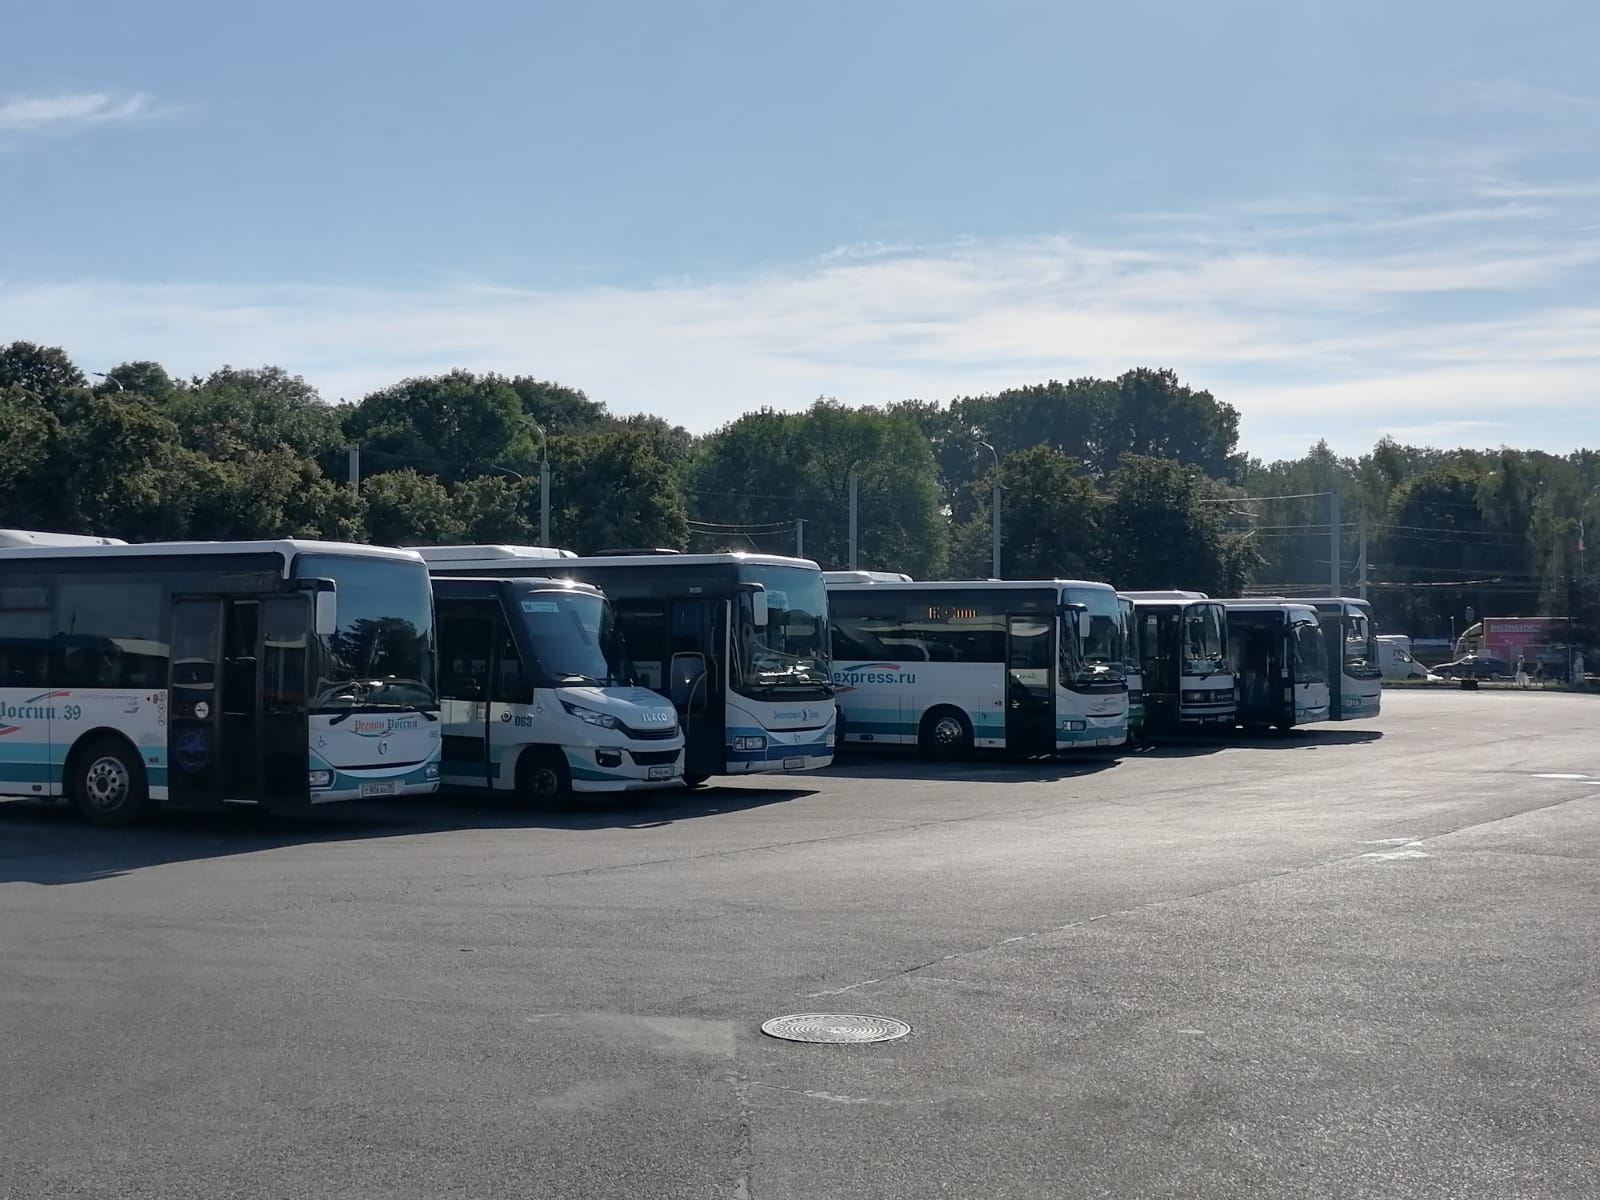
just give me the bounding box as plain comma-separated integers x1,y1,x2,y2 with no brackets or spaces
647,765,673,780
359,781,396,797
783,756,805,770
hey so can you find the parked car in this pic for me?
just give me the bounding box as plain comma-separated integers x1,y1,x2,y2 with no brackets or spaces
1431,654,1509,680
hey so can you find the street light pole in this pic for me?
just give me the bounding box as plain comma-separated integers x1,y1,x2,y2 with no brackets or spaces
978,441,1001,579
527,420,551,547
89,371,124,392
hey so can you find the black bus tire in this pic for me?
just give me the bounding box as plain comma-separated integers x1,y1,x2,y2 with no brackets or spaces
516,747,572,807
918,707,972,760
69,736,154,827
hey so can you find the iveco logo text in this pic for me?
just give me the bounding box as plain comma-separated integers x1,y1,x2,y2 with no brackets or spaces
641,710,675,723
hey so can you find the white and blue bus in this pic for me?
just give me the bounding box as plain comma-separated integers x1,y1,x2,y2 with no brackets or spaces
433,576,684,801
1299,597,1383,720
0,535,441,824
1221,600,1330,730
1121,592,1235,733
826,579,1129,757
417,548,835,786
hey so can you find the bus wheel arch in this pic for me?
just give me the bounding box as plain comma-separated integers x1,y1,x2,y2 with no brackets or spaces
514,745,572,806
65,730,154,827
918,706,972,760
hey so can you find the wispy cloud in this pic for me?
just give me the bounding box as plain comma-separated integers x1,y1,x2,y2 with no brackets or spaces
3,145,1599,458
0,92,159,135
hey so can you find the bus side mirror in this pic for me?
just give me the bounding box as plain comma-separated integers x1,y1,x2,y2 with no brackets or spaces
737,583,770,627
671,652,707,712
314,591,337,638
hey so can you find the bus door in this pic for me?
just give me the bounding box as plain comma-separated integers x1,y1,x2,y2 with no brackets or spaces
675,597,723,778
258,596,311,801
1005,614,1055,755
437,601,498,788
220,599,261,799
1318,611,1345,719
616,595,724,778
170,598,223,804
169,597,266,804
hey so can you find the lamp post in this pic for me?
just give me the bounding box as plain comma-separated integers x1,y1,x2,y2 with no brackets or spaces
89,371,124,392
527,419,550,547
978,440,1001,579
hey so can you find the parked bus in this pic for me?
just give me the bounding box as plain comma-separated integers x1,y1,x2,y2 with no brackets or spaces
1220,601,1330,730
417,547,835,785
1122,593,1235,732
1118,595,1144,735
1297,597,1382,719
0,536,441,824
827,579,1128,757
432,576,685,801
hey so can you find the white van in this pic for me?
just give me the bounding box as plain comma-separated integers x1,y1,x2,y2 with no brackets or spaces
1377,635,1435,681
433,576,684,801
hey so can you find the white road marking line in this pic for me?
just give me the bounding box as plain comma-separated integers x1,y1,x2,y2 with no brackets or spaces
1532,773,1589,780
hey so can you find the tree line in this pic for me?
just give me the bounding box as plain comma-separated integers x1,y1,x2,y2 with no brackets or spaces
1,341,1594,641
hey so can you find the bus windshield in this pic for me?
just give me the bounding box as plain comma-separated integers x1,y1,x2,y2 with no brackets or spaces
1061,588,1125,691
1293,620,1328,684
735,564,832,698
513,590,625,686
298,554,438,713
1183,604,1228,677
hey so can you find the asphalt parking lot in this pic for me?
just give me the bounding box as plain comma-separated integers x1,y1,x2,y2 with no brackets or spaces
3,689,1598,1199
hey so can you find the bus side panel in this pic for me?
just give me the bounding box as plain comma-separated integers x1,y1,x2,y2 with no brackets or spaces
831,661,1004,748
0,686,60,799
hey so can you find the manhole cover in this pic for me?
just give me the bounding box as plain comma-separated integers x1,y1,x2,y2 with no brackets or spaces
760,1013,911,1044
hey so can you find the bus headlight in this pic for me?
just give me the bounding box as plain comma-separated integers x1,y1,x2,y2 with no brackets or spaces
1062,720,1087,732
425,762,440,781
1181,690,1207,704
734,735,767,751
561,700,621,730
309,769,334,789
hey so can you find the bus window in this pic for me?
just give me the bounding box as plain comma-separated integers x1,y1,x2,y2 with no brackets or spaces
0,585,52,689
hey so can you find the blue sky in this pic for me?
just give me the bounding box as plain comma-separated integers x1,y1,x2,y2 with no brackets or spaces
3,0,1598,460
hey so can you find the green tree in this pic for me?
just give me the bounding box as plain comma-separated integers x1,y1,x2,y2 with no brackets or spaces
686,400,946,574
509,376,610,436
346,371,538,482
952,447,1101,579
360,470,466,546
453,474,536,543
551,428,688,553
0,341,85,405
1100,455,1258,594
163,365,344,468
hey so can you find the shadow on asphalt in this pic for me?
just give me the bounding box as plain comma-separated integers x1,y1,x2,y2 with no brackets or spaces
823,748,1120,783
0,784,815,886
1138,727,1385,757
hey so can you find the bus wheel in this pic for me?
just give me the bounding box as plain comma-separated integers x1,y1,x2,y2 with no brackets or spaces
70,737,153,827
516,749,572,807
919,708,972,760
683,774,710,789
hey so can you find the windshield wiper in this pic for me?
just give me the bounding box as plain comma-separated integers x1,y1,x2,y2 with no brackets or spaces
556,672,604,685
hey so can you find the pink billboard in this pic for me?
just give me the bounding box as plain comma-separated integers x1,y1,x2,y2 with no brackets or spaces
1482,617,1569,664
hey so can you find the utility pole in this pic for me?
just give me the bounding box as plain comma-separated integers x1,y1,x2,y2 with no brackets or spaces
795,518,805,559
847,471,859,570
1358,517,1368,600
978,441,1001,579
991,478,1002,579
347,444,360,492
1328,490,1341,596
539,458,551,546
